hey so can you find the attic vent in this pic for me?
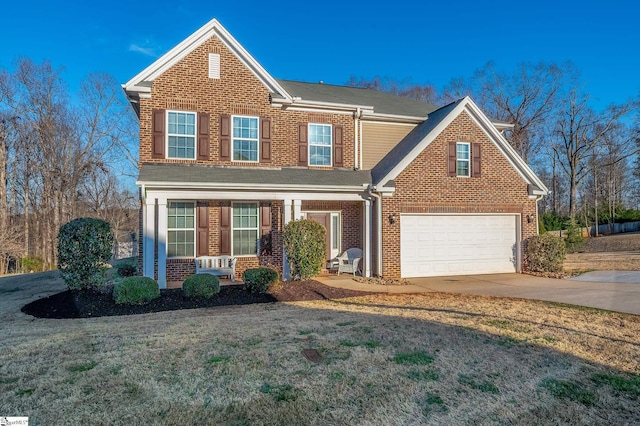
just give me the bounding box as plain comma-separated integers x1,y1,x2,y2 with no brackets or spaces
208,53,220,79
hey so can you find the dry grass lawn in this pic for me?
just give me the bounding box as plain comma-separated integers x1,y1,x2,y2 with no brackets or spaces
564,232,640,272
1,271,639,425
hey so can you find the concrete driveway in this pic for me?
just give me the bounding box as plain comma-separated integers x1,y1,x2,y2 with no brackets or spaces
319,272,640,315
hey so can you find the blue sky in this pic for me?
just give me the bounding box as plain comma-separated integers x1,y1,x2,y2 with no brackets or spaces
1,0,638,111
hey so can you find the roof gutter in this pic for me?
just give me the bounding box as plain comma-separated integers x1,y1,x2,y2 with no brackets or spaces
136,180,369,193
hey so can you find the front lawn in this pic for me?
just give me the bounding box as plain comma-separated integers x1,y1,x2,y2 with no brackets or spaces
1,271,639,424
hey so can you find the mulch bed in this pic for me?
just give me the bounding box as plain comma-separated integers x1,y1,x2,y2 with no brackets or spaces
21,280,374,319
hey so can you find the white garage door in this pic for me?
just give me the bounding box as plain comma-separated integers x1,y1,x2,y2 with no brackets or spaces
400,215,518,278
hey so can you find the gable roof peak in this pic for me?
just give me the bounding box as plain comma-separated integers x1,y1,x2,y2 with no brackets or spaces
122,18,292,104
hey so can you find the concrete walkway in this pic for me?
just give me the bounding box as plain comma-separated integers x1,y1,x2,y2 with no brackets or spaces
316,272,640,316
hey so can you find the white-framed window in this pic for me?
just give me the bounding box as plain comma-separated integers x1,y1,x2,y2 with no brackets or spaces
167,111,196,159
167,201,195,257
232,202,259,256
456,142,470,177
232,116,259,162
308,123,332,166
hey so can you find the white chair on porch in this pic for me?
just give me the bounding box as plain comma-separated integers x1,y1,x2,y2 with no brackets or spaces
335,248,362,276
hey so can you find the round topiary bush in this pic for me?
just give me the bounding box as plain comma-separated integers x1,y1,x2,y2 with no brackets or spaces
113,276,160,305
282,219,325,280
57,218,114,290
243,267,280,294
525,233,566,273
182,274,221,299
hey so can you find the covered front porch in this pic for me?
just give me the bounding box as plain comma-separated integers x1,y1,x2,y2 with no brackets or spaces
137,164,378,288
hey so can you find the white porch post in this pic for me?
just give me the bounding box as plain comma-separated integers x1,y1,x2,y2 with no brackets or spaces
156,198,168,289
143,197,155,280
293,199,303,220
283,199,292,281
363,199,372,277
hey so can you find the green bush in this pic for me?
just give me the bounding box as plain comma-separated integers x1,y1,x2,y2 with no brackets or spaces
20,256,45,273
182,274,220,298
538,217,547,234
525,233,566,273
117,263,137,277
113,276,160,305
282,219,325,280
57,218,114,290
541,212,568,232
243,267,280,293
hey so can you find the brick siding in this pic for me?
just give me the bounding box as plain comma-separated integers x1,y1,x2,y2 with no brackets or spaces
380,111,538,278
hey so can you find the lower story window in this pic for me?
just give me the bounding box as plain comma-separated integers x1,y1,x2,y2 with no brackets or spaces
233,202,259,255
168,202,195,257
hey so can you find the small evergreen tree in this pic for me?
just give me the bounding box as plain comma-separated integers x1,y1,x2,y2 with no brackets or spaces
57,218,114,290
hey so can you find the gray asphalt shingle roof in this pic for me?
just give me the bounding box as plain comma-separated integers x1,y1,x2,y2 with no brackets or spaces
276,80,440,118
138,163,372,188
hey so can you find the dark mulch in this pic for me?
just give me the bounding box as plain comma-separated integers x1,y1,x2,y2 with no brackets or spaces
22,280,374,319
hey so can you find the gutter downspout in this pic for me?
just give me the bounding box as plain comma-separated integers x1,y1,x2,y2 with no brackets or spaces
367,185,383,276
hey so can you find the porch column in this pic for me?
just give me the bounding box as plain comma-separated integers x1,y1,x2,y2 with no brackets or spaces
156,198,168,289
143,197,155,280
293,199,303,220
283,199,292,280
363,198,372,277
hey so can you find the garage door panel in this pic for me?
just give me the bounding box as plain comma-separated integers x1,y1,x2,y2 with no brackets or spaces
401,215,518,278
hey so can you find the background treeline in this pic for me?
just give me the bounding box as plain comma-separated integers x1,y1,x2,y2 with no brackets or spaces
1,59,638,275
349,62,640,232
0,59,138,274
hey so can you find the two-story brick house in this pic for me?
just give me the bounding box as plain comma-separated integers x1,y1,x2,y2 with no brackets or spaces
123,18,548,288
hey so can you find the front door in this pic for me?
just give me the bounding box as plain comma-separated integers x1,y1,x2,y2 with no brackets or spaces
306,212,341,261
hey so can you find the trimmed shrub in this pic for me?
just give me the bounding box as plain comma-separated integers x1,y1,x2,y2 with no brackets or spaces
525,233,566,273
243,267,280,294
182,274,220,299
113,276,160,305
282,219,325,280
57,218,114,290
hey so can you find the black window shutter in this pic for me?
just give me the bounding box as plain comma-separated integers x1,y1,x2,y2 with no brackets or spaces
219,114,231,161
298,123,308,166
333,125,343,167
219,206,231,255
472,143,482,177
260,117,271,163
197,113,210,161
197,205,209,256
447,142,457,177
152,109,166,159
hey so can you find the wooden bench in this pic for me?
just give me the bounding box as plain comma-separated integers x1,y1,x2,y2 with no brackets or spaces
194,256,237,282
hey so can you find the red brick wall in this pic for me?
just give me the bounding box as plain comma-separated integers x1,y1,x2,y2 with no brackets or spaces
139,35,355,169
138,34,361,283
380,111,538,278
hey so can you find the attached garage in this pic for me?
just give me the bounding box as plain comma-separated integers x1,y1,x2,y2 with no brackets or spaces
400,214,519,278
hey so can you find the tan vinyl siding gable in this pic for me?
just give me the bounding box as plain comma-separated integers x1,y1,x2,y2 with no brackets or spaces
361,122,416,170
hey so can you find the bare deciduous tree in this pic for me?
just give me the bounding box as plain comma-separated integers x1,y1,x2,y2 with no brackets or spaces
0,59,138,274
552,88,637,222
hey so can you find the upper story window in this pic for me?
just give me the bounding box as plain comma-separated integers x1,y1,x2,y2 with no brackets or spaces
167,111,196,159
308,123,332,166
232,116,259,162
456,142,470,177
